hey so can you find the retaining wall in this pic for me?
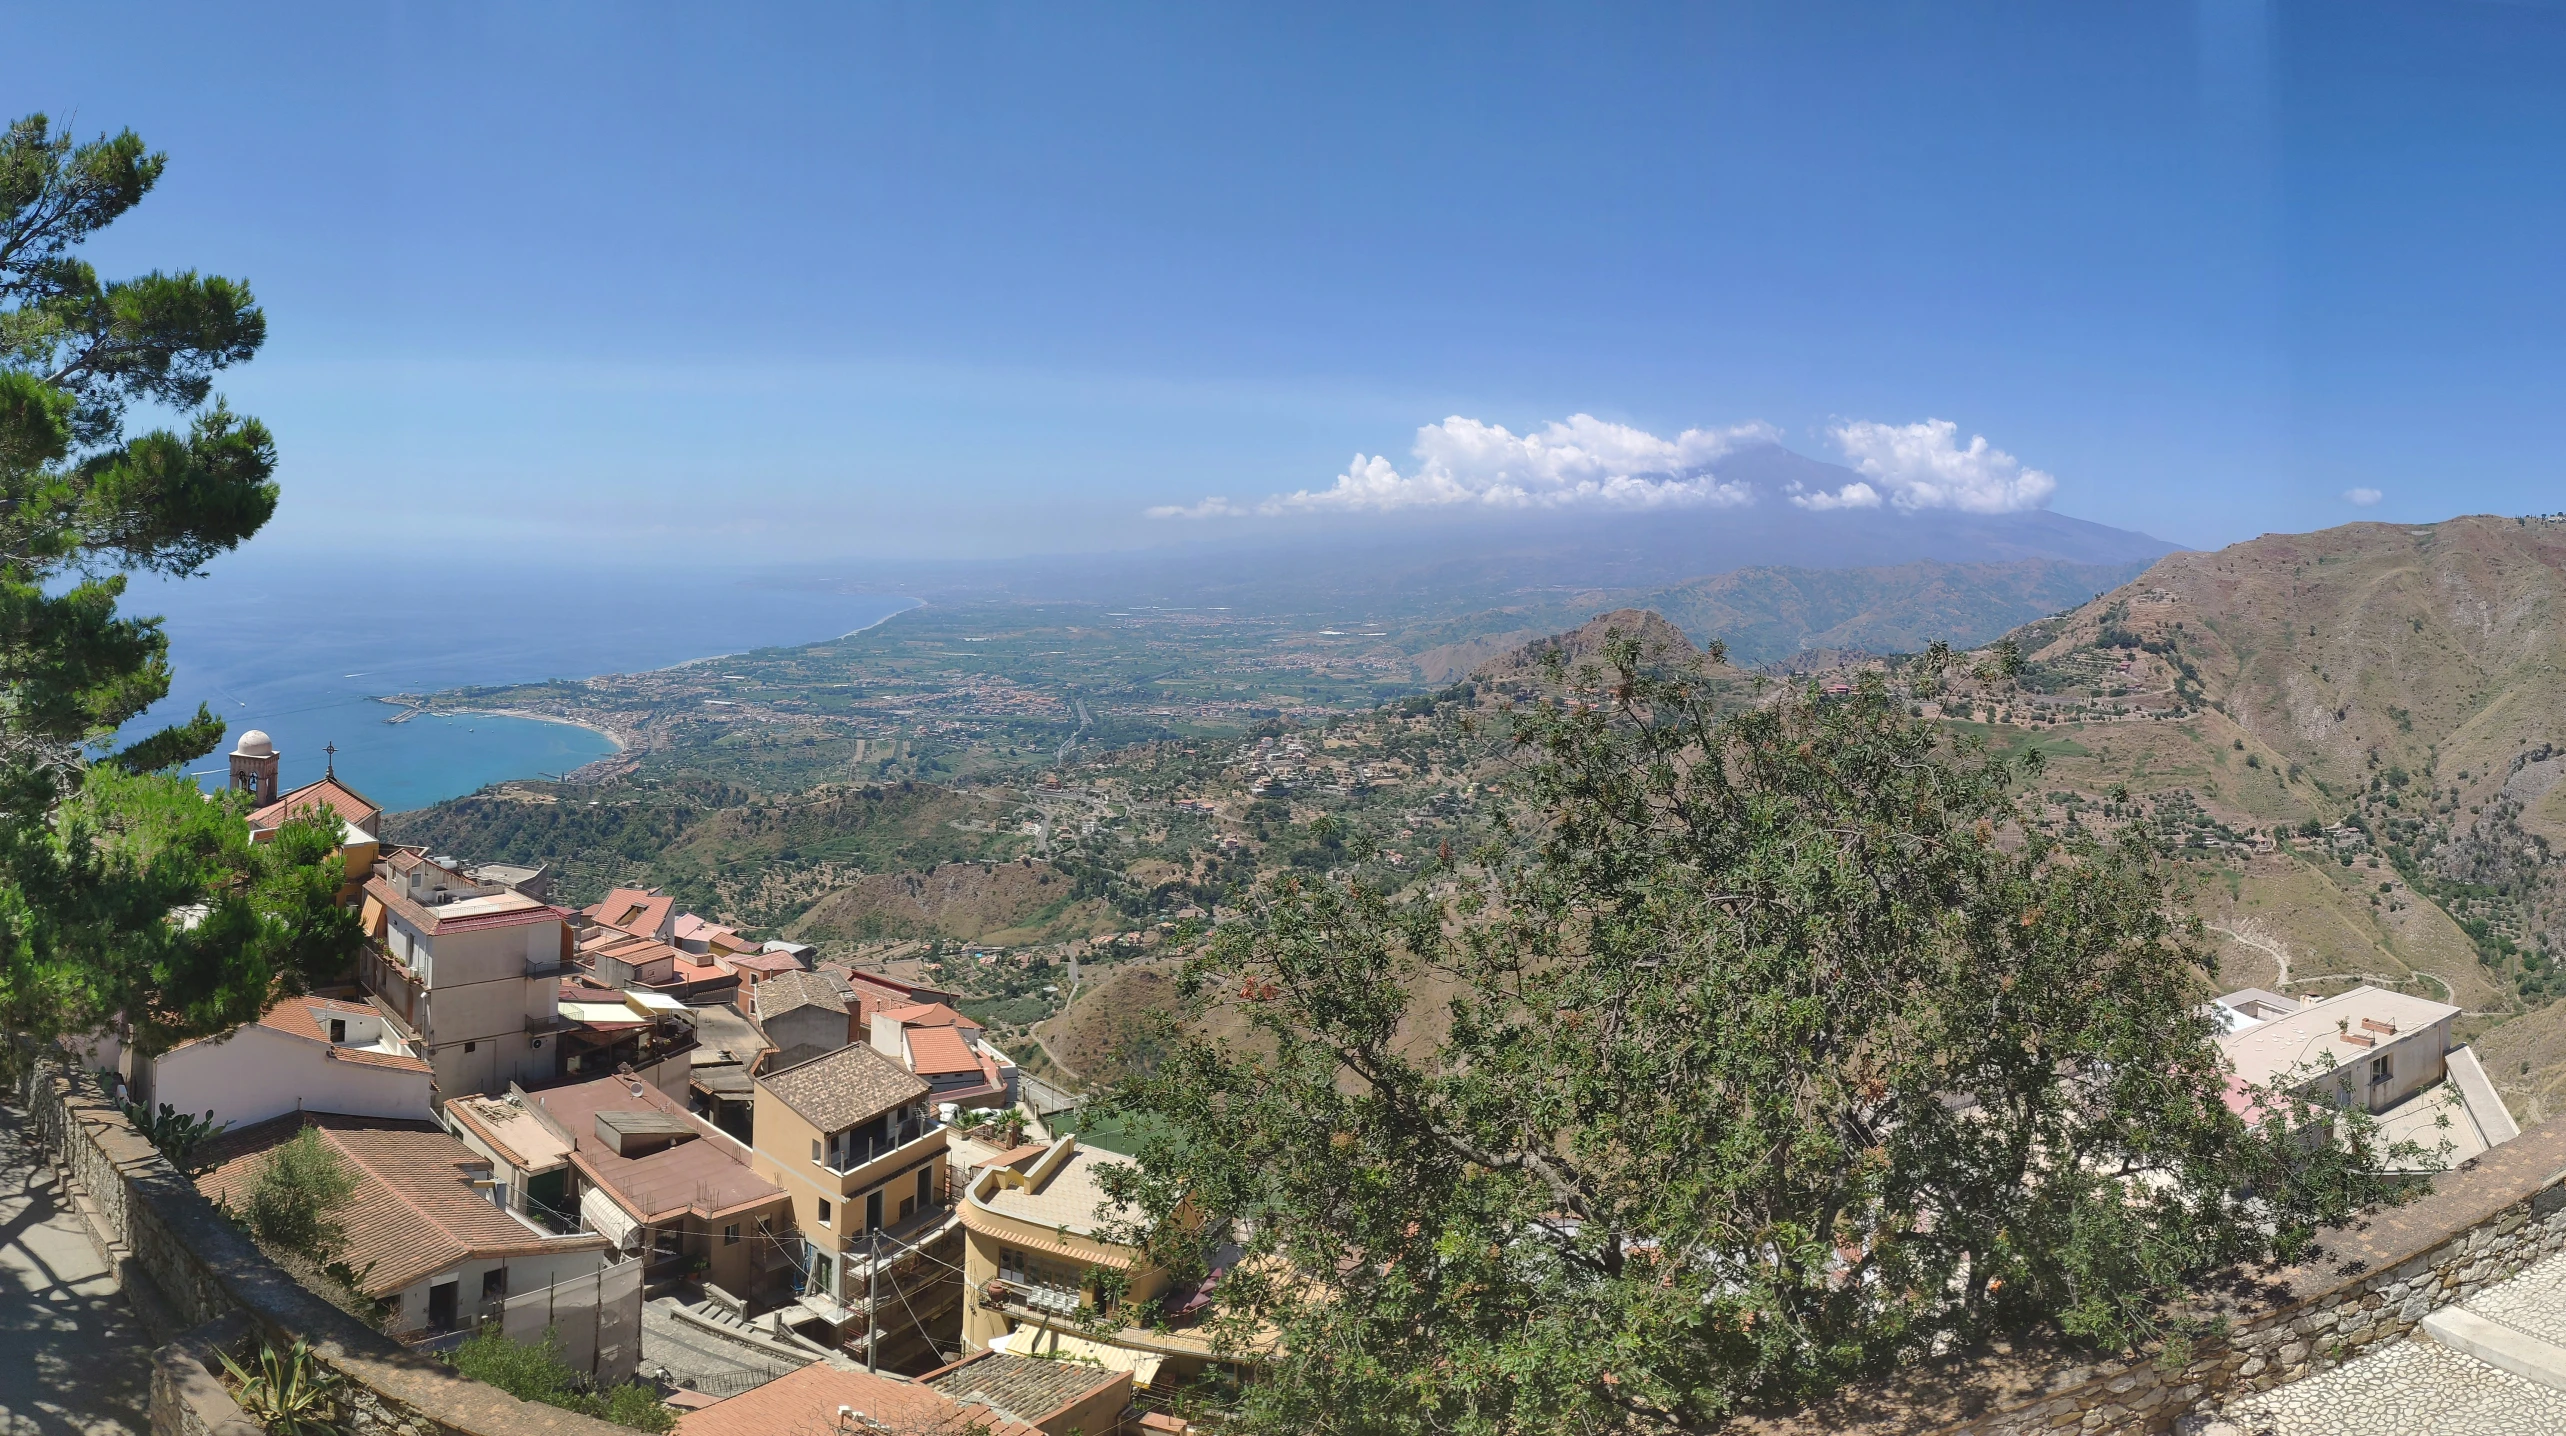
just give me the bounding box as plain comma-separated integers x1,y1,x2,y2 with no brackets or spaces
23,1062,628,1436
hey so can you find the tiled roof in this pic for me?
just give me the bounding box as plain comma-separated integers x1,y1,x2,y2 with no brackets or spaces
171,994,430,1075
365,877,570,935
676,1357,1031,1436
753,968,846,1019
757,1042,928,1133
723,952,803,976
195,1114,601,1295
905,1025,981,1077
248,776,381,831
880,1002,978,1032
444,1094,575,1172
528,1074,782,1222
921,1352,1124,1429
588,888,673,938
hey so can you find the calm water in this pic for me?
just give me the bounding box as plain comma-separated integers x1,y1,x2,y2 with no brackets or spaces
118,553,913,815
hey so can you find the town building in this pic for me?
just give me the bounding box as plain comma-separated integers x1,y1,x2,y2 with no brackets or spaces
958,1136,1232,1393
360,851,574,1099
686,1001,774,1141
196,1112,611,1340
131,993,432,1130
752,968,859,1061
751,1043,961,1371
553,980,700,1092
2215,984,2520,1161
824,965,962,1028
232,732,384,904
673,1349,1130,1436
870,1002,1019,1113
504,1072,796,1301
586,887,677,943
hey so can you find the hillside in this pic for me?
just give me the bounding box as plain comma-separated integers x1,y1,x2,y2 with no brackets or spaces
785,858,1115,945
1634,557,2145,665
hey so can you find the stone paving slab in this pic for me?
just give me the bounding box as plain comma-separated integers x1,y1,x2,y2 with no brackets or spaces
0,1109,150,1436
2463,1246,2566,1346
2218,1336,2566,1435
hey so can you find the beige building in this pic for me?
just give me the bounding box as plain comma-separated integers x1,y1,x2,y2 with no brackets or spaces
958,1136,1233,1392
2215,983,2519,1161
360,852,573,1100
750,1043,961,1371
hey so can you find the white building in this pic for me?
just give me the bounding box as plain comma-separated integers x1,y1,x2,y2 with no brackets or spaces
2215,984,2520,1161
133,993,433,1130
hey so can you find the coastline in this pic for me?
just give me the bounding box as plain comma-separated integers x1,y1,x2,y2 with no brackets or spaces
370,696,632,754
641,594,923,674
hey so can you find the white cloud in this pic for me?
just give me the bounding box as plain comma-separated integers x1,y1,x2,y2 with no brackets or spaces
1790,480,1882,511
1827,418,2057,513
2343,487,2383,507
1147,413,1778,519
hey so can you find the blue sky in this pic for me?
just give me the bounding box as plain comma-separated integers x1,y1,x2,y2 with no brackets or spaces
10,2,2565,560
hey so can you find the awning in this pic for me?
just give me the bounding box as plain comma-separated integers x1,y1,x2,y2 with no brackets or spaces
1002,1326,1166,1387
359,895,386,940
580,1187,641,1250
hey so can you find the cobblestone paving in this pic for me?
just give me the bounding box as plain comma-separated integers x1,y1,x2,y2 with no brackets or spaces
2217,1336,2566,1435
2459,1247,2566,1343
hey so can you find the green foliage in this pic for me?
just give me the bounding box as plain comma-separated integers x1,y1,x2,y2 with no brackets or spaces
218,1338,345,1436
0,113,356,1066
124,1099,227,1172
1109,637,2431,1433
239,1126,359,1257
446,1326,675,1433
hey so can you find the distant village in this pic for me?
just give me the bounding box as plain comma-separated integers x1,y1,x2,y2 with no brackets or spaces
93,730,1234,1436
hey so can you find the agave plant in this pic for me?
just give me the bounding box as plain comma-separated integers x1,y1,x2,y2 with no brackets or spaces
218,1338,346,1436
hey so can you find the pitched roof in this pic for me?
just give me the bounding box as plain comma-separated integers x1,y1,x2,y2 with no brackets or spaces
757,1042,929,1132
365,877,571,935
752,968,847,1020
248,776,382,831
171,994,430,1075
921,1352,1126,1431
195,1114,602,1295
723,951,804,977
905,1024,982,1077
675,1357,1034,1436
880,1001,979,1032
588,888,674,938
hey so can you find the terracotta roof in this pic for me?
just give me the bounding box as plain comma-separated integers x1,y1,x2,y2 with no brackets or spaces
195,1114,602,1295
905,1025,981,1077
880,1002,979,1032
676,1357,1033,1436
757,1043,928,1133
588,888,673,938
724,952,803,977
753,968,847,1019
172,994,430,1075
248,776,381,831
529,1074,783,1222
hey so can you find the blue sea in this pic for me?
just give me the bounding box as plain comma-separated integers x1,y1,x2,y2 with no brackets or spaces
117,552,913,815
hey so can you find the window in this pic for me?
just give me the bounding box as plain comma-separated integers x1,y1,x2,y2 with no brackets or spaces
2371,1054,2393,1084
481,1269,505,1301
818,1198,832,1227
723,1223,739,1245
812,1138,823,1164
866,1190,884,1232
999,1247,1025,1284
463,1041,477,1053
328,1018,347,1043
899,1194,916,1222
917,1167,934,1210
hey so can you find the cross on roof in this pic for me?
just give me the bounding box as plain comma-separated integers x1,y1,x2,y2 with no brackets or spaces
324,742,336,777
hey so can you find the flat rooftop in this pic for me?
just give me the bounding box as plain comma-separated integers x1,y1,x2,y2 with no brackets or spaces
2217,984,2458,1089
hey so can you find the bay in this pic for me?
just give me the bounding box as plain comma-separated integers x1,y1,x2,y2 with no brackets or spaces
117,551,913,816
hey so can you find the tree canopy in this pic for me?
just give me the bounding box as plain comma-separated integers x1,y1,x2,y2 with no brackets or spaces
1107,634,2427,1434
0,113,356,1062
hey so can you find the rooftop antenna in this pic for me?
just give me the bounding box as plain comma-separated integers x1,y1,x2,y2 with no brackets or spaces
324,742,337,778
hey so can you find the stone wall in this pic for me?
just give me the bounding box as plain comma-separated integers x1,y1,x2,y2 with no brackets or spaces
23,1062,630,1436
1742,1118,2566,1435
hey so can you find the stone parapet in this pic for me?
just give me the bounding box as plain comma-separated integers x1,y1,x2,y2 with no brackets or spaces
22,1061,630,1436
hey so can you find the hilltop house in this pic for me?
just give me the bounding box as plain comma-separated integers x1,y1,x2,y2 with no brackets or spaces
751,1043,962,1370
197,1113,610,1340
131,993,432,1130
361,851,574,1099
870,1002,1019,1113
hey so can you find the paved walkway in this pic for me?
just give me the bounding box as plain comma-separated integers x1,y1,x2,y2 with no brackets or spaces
2217,1248,2566,1435
0,1108,150,1436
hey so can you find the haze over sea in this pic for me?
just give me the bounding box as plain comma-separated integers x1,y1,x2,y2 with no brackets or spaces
119,551,914,816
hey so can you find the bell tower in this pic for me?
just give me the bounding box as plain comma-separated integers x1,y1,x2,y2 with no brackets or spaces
229,730,280,804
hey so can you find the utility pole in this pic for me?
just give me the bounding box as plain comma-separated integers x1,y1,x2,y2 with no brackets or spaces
865,1230,879,1373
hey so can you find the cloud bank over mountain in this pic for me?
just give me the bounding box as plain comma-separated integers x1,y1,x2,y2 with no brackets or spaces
1149,413,2063,520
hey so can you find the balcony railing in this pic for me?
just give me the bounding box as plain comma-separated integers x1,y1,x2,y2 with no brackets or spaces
823,1117,942,1175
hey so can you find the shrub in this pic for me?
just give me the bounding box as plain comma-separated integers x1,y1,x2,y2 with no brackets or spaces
219,1338,345,1436
239,1127,358,1257
447,1326,674,1433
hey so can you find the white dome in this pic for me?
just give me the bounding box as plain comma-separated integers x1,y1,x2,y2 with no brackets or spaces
233,730,274,758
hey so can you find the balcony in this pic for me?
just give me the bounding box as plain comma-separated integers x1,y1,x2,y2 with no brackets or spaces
820,1116,944,1178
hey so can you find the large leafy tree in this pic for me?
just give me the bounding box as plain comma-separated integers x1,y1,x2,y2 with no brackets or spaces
0,114,356,1065
1108,635,2426,1434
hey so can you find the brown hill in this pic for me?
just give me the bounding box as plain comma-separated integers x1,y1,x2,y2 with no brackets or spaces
786,858,1114,945
1476,608,1712,683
